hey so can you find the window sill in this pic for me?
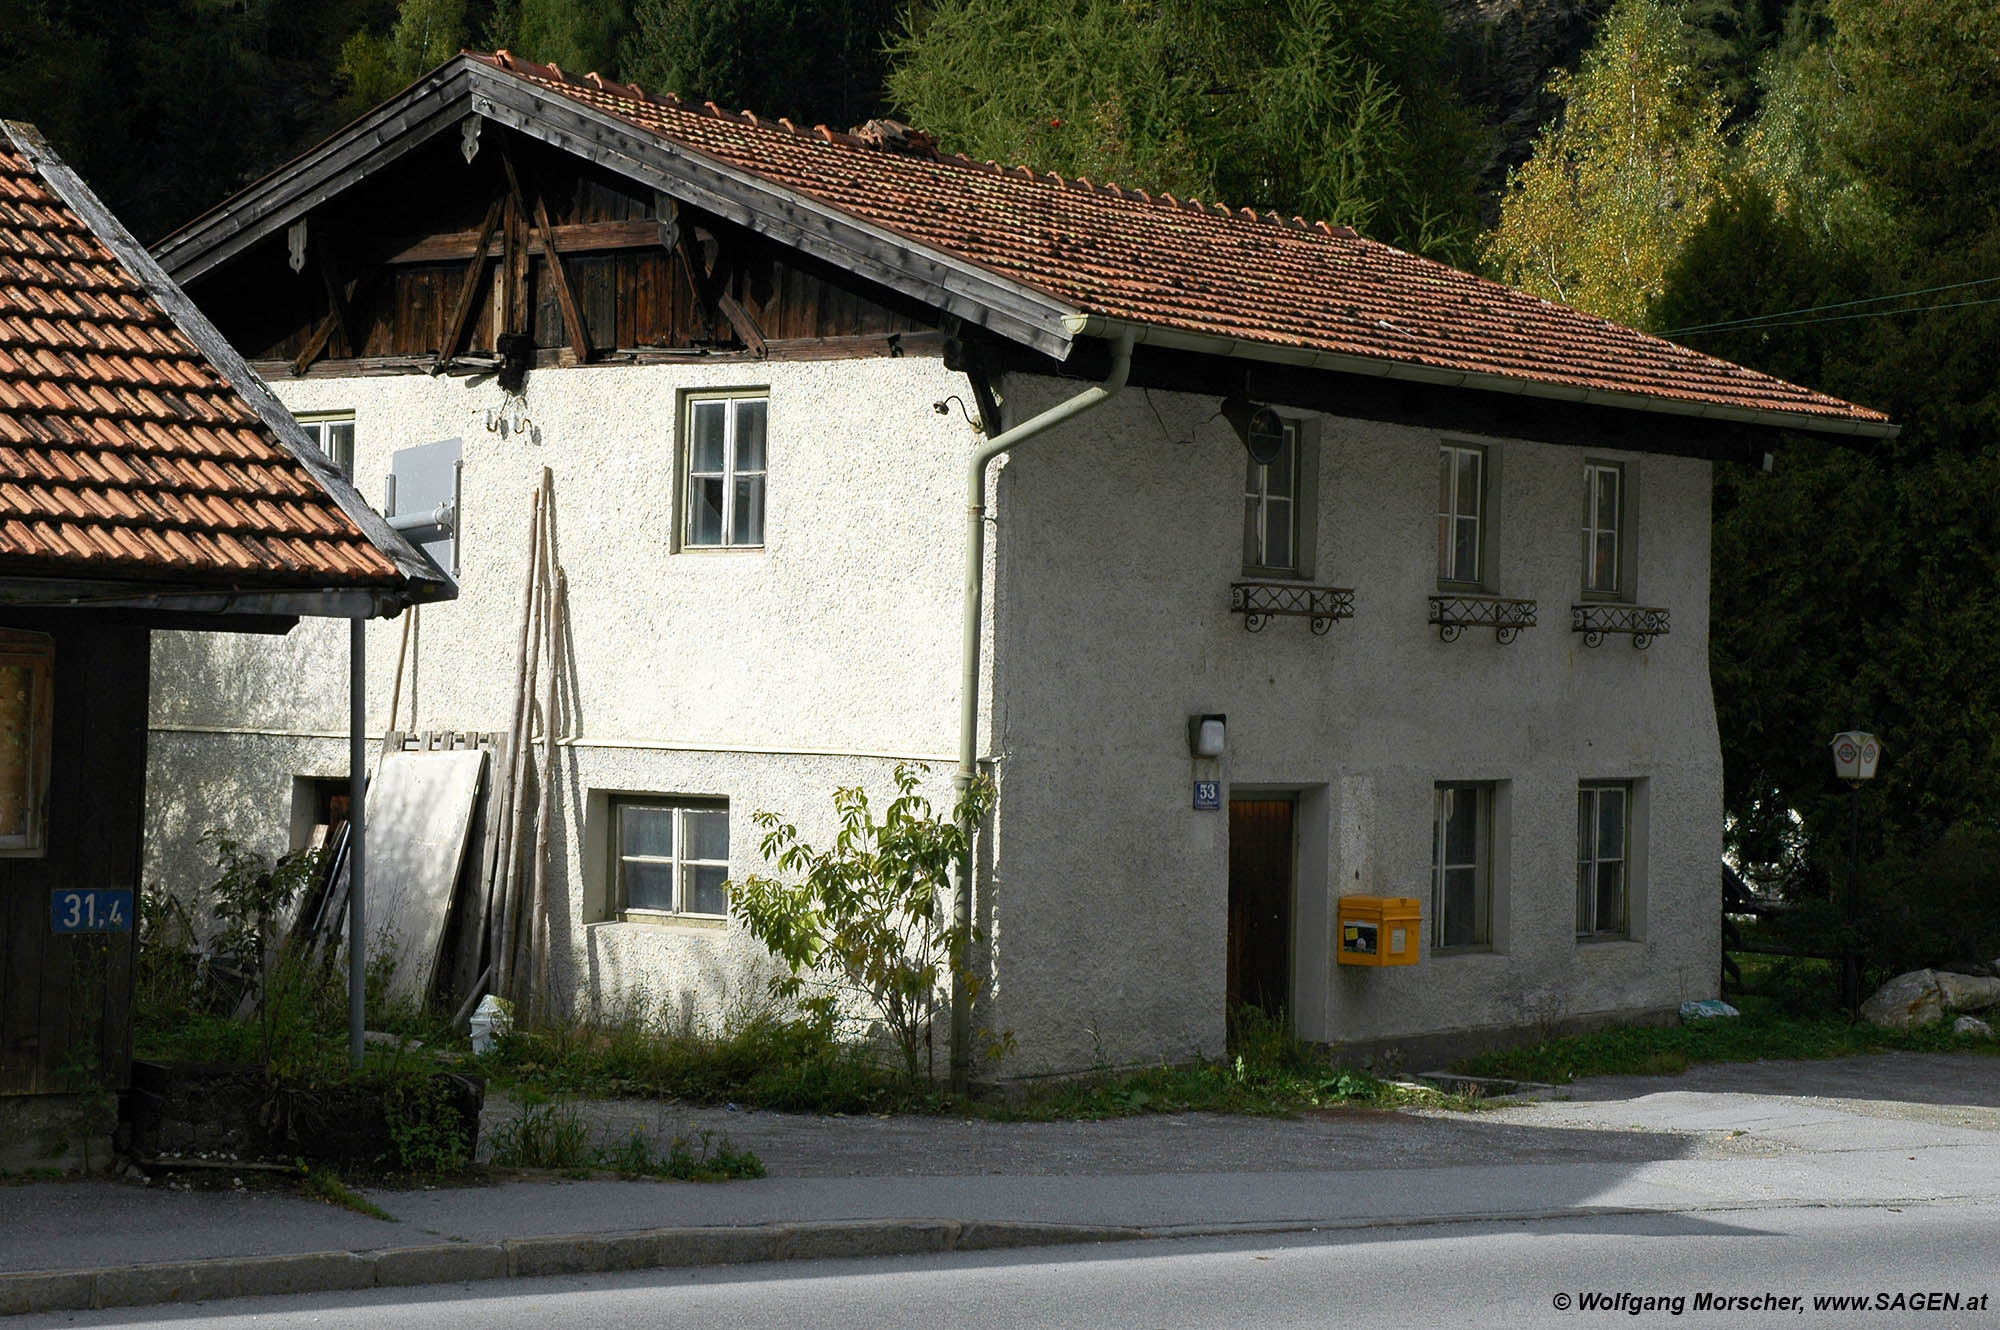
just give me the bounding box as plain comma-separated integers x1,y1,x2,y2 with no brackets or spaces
1230,580,1354,635
1429,943,1498,957
1428,594,1536,644
1575,933,1637,946
1571,603,1669,649
676,544,765,555
595,913,729,930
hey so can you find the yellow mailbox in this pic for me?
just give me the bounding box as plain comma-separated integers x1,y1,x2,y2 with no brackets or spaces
1338,896,1420,967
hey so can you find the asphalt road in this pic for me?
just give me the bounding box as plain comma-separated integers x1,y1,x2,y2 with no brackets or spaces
13,1203,1997,1330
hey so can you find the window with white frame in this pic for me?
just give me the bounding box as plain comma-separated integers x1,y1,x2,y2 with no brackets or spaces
613,798,730,919
1436,442,1485,585
1576,783,1630,938
1243,418,1313,577
682,393,767,548
1582,461,1623,596
1431,782,1491,949
0,630,54,857
297,413,355,479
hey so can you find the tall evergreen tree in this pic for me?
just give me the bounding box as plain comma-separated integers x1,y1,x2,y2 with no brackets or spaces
884,0,1485,262
622,0,899,129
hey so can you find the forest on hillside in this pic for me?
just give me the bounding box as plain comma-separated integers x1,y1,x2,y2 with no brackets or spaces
3,0,1996,968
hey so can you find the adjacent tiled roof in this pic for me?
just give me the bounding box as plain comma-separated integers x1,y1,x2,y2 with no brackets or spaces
0,125,429,592
472,51,1889,434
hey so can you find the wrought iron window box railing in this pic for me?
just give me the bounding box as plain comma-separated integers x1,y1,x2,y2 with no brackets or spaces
1571,603,1670,649
1230,581,1355,635
1428,594,1537,644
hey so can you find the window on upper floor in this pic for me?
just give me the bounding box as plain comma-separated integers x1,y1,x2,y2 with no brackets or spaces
1436,442,1486,587
1582,461,1624,597
1577,782,1631,939
613,797,730,920
1431,781,1492,950
297,413,355,480
681,392,767,549
0,630,55,858
1242,418,1317,578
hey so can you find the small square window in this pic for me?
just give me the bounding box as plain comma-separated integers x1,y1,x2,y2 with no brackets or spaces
682,393,767,549
1437,443,1485,586
1431,782,1491,949
1582,461,1623,596
297,413,356,480
1577,783,1630,938
613,798,729,919
0,630,55,858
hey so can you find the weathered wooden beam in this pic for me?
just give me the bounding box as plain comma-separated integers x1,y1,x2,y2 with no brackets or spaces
530,193,591,363
316,243,354,359
385,219,661,265
292,308,340,377
467,77,1078,358
435,197,506,372
713,287,765,357
160,65,477,282
500,152,532,336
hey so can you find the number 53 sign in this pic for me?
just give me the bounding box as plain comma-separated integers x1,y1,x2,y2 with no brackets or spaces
51,889,134,934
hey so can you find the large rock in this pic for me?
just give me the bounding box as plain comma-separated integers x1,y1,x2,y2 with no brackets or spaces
1859,970,1944,1028
1954,1016,1994,1039
1936,971,2000,1013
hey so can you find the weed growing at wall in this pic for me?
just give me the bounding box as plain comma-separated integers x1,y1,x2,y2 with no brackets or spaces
729,763,999,1086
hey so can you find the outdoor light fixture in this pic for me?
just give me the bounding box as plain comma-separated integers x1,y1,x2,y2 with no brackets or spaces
1221,396,1284,464
1830,729,1882,1015
1187,713,1227,759
496,332,536,396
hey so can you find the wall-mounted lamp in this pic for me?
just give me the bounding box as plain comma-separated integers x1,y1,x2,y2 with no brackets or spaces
496,332,536,396
1187,713,1227,759
1221,396,1284,464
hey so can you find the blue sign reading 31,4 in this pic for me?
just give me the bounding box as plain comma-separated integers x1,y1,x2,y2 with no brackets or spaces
51,889,133,934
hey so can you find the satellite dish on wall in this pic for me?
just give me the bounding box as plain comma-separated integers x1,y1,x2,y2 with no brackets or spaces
1222,396,1285,465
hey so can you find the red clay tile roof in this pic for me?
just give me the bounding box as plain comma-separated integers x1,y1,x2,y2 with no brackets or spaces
471,52,1889,434
0,124,442,597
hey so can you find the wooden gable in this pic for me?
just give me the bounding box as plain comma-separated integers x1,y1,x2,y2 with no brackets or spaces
188,127,940,377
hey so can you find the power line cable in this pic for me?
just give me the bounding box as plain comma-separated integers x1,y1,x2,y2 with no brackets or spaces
1671,294,2000,338
1660,274,2000,336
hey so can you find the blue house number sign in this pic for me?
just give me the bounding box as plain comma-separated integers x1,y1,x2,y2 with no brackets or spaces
1193,780,1221,810
51,889,133,934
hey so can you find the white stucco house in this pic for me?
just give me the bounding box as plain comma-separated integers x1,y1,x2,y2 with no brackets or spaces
145,52,1894,1078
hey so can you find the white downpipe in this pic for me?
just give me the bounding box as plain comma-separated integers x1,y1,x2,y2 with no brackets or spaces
950,330,1135,1093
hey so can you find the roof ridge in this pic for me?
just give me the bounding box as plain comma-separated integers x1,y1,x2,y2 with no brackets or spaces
474,50,1364,241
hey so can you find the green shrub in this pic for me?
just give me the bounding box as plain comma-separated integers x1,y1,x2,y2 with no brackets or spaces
728,763,998,1085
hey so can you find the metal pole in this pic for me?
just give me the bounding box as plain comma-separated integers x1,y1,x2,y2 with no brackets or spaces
1843,781,1861,1015
349,616,367,1070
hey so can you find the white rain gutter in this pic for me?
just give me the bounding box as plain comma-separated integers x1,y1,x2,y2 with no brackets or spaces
950,328,1135,1094
1061,313,1901,441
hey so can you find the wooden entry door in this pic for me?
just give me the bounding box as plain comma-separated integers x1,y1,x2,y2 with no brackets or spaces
1228,797,1294,1020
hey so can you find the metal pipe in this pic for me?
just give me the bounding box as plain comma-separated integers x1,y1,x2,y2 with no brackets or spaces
348,616,367,1070
950,330,1134,1094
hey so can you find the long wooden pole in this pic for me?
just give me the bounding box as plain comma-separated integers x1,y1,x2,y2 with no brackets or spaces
489,482,544,1000
531,561,564,1024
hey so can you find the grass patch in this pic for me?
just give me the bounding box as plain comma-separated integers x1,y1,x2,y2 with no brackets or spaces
489,1006,905,1112
488,1094,764,1180
1454,958,1999,1085
298,1165,395,1221
490,1003,1468,1119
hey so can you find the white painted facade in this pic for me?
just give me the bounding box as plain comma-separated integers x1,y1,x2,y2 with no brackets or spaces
977,379,1721,1075
146,354,1722,1071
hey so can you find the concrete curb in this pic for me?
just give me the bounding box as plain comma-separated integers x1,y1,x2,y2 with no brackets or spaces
7,1192,1979,1317
0,1218,1145,1316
